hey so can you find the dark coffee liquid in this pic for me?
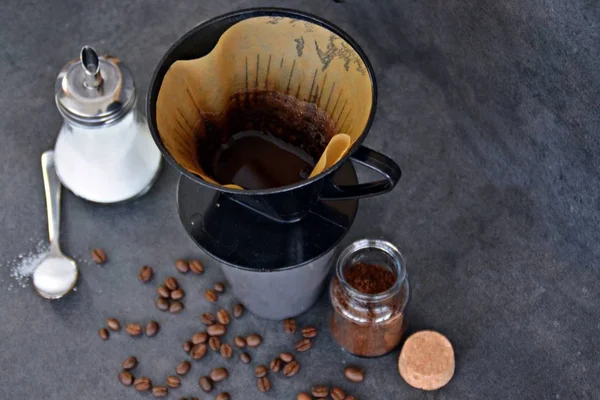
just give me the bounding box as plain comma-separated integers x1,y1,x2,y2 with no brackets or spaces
197,90,337,190
213,131,314,190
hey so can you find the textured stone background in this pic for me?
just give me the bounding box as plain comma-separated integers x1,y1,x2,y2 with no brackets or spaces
0,0,598,399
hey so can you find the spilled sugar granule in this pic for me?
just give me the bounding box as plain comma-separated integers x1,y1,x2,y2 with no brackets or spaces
5,241,49,289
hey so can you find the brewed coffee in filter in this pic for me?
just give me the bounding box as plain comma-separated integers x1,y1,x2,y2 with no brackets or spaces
156,15,372,189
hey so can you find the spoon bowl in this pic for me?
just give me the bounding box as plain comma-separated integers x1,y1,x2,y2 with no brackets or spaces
33,253,78,299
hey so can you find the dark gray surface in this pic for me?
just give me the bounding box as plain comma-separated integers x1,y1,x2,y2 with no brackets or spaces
1,0,599,399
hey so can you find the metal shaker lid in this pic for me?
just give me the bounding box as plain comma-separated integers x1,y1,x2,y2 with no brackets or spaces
55,46,136,127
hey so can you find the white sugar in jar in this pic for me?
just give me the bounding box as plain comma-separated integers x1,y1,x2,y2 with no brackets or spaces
53,46,161,203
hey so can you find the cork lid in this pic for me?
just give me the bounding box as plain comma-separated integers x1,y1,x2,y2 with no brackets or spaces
398,330,455,390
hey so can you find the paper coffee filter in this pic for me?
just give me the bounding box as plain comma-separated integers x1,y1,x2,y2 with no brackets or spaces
309,133,351,179
156,15,373,188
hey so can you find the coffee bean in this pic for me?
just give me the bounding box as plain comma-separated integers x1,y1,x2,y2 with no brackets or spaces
204,289,218,302
164,277,178,290
122,356,137,370
214,282,225,293
175,259,189,274
232,303,244,318
270,357,282,373
145,320,160,337
257,376,272,392
169,301,184,314
126,323,142,337
283,318,297,334
207,324,226,336
344,366,364,383
279,352,294,363
331,387,346,400
98,328,109,340
295,338,312,352
198,376,213,392
255,365,268,378
189,259,204,274
166,375,181,388
220,343,233,359
208,336,221,351
240,352,252,364
151,385,168,397
210,367,229,382
157,285,171,299
297,393,311,400
190,343,208,360
134,377,152,391
312,384,329,397
176,360,191,376
191,331,209,345
183,340,192,352
216,393,230,400
217,309,230,325
246,334,262,348
200,312,215,325
302,326,318,338
233,336,246,348
155,297,169,311
119,370,134,386
106,318,120,331
139,265,153,282
283,360,300,377
170,288,185,300
91,248,107,264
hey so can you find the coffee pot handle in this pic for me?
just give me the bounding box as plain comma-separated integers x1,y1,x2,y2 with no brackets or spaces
319,145,401,200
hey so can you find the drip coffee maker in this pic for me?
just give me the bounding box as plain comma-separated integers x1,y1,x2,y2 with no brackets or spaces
148,8,402,319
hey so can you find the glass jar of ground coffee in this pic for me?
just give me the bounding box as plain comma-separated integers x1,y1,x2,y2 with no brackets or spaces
330,239,409,357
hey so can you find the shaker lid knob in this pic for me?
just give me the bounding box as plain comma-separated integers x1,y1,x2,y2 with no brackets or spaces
80,46,103,89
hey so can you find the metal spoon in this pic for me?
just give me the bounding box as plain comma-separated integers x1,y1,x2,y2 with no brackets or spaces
33,150,78,299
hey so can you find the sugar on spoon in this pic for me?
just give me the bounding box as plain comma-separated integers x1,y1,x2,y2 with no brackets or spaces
33,150,78,299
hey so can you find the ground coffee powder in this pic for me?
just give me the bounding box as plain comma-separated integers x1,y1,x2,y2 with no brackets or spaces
344,262,396,294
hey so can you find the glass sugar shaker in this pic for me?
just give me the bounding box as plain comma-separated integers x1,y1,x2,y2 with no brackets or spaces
54,46,162,203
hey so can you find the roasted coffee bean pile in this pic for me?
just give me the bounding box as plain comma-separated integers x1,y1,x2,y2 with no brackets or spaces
295,367,364,399
117,355,166,395
100,258,269,398
297,387,357,400
172,259,205,275
98,256,365,398
249,318,365,398
180,299,267,395
236,318,321,394
98,317,161,340
146,260,204,313
155,275,187,314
